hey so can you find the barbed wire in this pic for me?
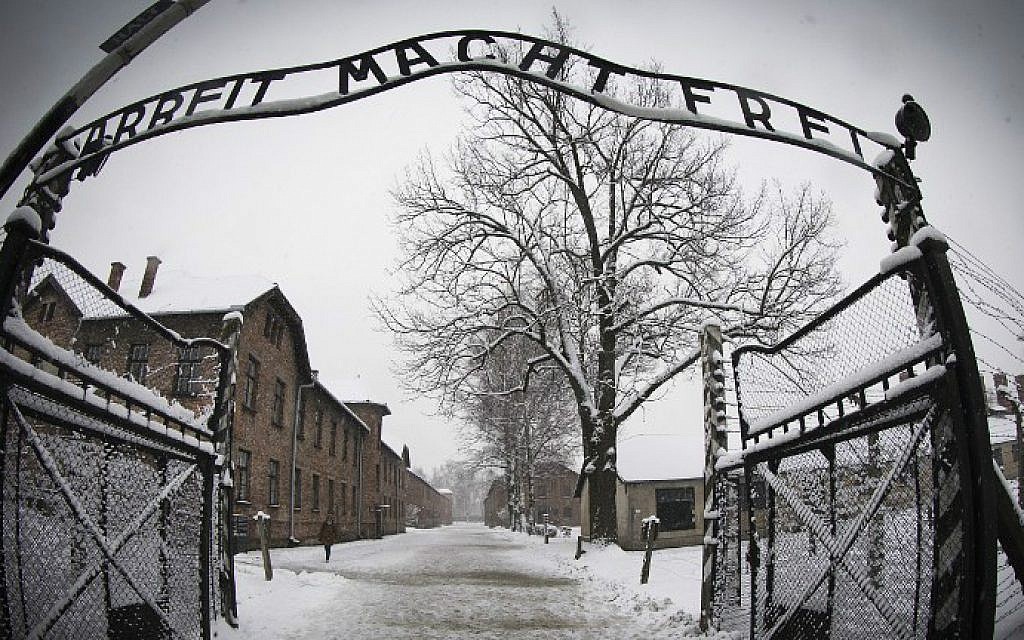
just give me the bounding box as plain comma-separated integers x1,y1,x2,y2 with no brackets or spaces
943,236,1024,384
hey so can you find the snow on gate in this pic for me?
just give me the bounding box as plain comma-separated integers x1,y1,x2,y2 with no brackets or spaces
710,234,1003,639
0,233,235,640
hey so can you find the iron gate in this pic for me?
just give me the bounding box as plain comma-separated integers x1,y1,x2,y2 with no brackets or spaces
0,219,236,639
713,229,997,639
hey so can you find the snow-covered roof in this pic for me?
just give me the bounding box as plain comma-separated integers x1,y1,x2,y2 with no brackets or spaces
438,489,453,495
31,265,275,318
118,269,275,316
322,375,388,407
616,432,705,482
990,414,1019,445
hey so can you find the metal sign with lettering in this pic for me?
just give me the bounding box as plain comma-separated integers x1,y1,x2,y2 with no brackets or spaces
42,30,902,185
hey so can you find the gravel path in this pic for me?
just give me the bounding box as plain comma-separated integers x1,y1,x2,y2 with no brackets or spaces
227,523,689,639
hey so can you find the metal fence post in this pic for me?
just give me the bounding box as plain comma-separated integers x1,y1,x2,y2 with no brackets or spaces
200,458,214,640
0,209,41,321
640,516,659,584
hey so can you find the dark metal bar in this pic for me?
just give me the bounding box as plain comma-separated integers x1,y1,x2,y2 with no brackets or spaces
913,440,922,634
737,399,933,469
918,236,997,638
1,334,214,445
0,391,11,637
5,378,204,463
158,455,170,613
13,399,26,636
99,429,112,633
0,0,212,201
825,443,836,634
764,459,779,634
744,464,760,640
200,457,214,640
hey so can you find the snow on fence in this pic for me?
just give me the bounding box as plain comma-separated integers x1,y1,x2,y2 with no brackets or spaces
710,242,1002,639
0,238,234,640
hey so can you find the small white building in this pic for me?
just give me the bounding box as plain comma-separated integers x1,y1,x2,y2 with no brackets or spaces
581,432,706,550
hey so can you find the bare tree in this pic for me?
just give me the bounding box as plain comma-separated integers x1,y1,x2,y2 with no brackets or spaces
378,17,841,541
457,326,579,530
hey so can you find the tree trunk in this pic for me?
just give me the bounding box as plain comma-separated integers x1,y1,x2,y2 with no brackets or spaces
585,413,618,541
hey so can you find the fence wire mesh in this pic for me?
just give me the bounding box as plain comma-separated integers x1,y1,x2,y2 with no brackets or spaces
712,260,973,639
0,243,227,639
747,396,937,640
995,539,1024,639
1,388,212,639
20,252,227,426
735,271,928,440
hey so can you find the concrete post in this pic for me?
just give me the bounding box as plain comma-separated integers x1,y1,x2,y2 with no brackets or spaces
254,512,273,581
700,323,726,632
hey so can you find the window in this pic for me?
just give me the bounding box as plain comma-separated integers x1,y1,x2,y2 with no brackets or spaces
328,479,335,516
294,468,302,510
995,446,1005,466
263,311,284,347
243,356,259,409
342,428,349,461
127,343,150,384
40,300,56,323
174,344,201,396
236,449,251,502
268,459,280,505
314,410,324,449
272,379,286,426
312,473,321,512
351,485,357,513
537,479,547,498
84,344,103,365
656,486,695,531
329,420,337,456
296,396,305,440
563,505,572,519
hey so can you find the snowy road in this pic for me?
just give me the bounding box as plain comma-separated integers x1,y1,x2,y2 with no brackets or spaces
217,523,711,639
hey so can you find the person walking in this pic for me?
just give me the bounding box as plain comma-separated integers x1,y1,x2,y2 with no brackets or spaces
319,514,338,562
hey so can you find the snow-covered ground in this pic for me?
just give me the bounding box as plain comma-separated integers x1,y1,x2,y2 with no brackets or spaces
213,521,1024,638
213,522,734,639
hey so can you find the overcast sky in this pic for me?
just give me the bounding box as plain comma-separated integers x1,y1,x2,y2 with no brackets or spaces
1,0,1022,473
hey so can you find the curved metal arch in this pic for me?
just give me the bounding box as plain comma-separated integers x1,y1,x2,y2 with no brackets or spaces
38,29,907,188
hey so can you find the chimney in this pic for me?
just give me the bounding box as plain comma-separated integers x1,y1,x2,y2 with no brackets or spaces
107,261,126,292
139,256,161,298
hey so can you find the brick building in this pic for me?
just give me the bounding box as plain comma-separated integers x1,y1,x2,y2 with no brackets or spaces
23,256,442,548
438,489,454,525
483,479,508,528
481,464,580,530
404,468,453,528
985,372,1023,481
529,463,581,528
